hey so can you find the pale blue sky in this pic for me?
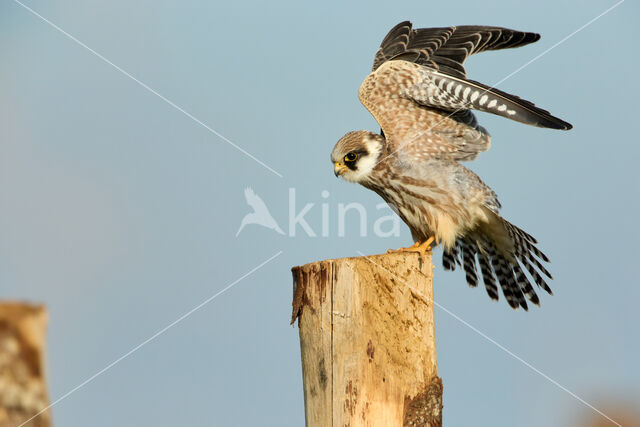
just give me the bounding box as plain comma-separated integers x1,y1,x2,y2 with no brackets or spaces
1,1,638,426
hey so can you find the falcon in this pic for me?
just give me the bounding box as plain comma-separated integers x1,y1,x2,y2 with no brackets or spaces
331,21,572,310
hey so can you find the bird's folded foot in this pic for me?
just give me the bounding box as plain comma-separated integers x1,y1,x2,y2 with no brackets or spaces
386,237,435,261
386,241,420,254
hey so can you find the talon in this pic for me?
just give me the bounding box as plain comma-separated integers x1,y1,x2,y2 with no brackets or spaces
387,241,420,254
386,237,435,261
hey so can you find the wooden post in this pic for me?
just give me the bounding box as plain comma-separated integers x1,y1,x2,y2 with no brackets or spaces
0,302,51,427
291,252,442,427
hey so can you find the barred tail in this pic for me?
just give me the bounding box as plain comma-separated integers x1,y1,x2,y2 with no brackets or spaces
442,212,552,310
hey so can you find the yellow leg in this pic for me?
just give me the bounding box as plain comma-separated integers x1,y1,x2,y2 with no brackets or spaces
387,241,420,253
387,236,435,261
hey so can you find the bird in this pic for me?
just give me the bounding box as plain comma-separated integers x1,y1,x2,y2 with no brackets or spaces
331,21,571,310
236,187,285,236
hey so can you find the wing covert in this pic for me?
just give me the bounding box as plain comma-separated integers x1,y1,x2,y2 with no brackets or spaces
359,61,491,162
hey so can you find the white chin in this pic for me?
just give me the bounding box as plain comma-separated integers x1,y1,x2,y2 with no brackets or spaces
341,171,364,183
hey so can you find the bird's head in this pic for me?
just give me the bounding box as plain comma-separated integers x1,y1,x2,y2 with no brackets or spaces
331,131,384,183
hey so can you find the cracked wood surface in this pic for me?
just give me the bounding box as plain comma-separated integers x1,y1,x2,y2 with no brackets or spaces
292,253,442,427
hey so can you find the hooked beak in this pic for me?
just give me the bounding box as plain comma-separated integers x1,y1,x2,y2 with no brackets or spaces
334,162,347,177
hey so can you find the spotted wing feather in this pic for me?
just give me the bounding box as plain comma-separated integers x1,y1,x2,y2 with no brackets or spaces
409,69,572,130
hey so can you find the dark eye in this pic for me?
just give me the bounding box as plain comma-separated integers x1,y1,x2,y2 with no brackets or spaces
344,152,358,162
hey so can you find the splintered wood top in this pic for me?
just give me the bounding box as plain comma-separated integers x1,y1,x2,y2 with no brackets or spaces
290,252,441,426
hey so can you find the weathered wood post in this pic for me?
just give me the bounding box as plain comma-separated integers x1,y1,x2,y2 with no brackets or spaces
291,252,442,426
0,302,51,427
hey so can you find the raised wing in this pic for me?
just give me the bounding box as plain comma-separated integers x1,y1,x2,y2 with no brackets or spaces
359,61,492,162
372,21,540,78
371,22,572,130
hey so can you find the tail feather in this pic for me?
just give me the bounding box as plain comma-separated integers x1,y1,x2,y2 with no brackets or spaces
508,222,552,279
490,246,527,310
513,262,540,305
441,213,553,309
460,239,479,288
519,237,550,263
477,251,499,301
523,251,553,279
442,250,457,271
442,244,461,271
508,222,538,244
520,256,553,295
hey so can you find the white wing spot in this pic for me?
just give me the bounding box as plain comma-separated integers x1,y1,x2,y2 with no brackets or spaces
454,85,462,97
487,99,498,108
507,109,517,115
498,104,507,112
462,87,471,99
471,91,479,102
479,95,488,106
446,81,455,92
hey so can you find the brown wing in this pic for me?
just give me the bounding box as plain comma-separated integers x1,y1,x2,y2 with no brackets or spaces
371,23,572,130
372,21,541,78
359,61,491,162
